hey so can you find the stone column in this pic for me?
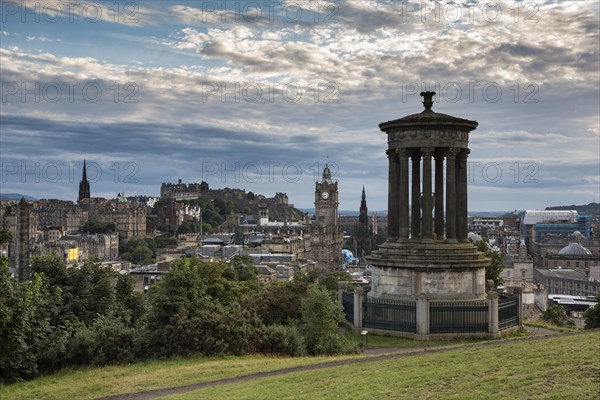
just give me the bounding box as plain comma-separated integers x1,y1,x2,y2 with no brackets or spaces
421,147,434,241
411,151,421,239
517,292,523,326
353,287,365,333
434,151,445,239
487,291,500,339
397,149,410,240
415,293,429,340
445,148,458,243
457,149,470,242
386,149,399,240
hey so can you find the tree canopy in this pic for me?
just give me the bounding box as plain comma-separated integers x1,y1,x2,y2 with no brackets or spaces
476,240,504,288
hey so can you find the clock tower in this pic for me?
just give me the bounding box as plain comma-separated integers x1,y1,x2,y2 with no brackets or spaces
312,165,342,271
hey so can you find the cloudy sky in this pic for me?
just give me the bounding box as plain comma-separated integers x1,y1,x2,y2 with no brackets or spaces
1,0,598,212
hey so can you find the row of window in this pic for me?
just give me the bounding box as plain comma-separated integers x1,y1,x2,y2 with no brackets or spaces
546,260,590,269
545,279,598,292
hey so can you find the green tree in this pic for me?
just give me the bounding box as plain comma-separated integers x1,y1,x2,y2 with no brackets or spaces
155,235,178,248
0,258,57,383
230,255,257,281
299,284,352,355
115,274,146,327
81,220,115,234
294,269,320,284
253,280,309,325
30,253,69,286
541,304,576,328
53,260,118,326
583,293,600,329
476,240,504,288
136,258,263,357
120,238,155,265
320,270,352,292
0,229,13,245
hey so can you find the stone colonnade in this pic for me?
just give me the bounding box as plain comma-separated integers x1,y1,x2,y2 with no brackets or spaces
387,146,470,243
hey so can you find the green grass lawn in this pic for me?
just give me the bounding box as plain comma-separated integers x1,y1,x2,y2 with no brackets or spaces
524,320,579,333
161,332,600,400
2,332,597,400
0,352,391,400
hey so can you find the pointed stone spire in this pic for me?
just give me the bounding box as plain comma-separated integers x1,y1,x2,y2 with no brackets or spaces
78,159,91,203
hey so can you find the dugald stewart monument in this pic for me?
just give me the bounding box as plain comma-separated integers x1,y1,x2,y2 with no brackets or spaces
368,91,489,300
346,92,517,340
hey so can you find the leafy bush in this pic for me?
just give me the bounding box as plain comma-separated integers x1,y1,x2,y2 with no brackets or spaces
583,293,600,329
300,284,355,355
260,324,306,357
541,304,576,328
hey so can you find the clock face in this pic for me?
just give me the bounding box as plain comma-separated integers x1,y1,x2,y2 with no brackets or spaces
321,191,329,199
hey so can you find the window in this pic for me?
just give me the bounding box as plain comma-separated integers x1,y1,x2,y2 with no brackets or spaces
521,270,526,279
585,262,589,268
576,262,579,268
554,261,558,267
567,262,571,268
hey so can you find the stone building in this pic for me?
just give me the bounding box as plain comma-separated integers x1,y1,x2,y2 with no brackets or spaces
94,196,146,240
32,233,119,265
1,199,38,280
35,199,86,233
502,241,534,284
311,165,343,271
534,268,600,297
262,234,311,261
160,179,209,199
541,242,599,277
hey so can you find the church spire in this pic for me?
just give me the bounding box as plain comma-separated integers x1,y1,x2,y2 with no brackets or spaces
78,160,91,203
356,186,372,260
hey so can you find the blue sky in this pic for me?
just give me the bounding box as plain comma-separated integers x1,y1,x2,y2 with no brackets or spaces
1,0,599,211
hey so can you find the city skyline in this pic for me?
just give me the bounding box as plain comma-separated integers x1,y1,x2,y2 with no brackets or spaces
1,0,599,211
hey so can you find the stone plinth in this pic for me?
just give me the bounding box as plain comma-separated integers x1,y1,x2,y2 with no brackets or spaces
367,240,488,301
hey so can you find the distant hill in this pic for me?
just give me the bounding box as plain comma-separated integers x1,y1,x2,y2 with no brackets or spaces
0,193,37,201
546,202,600,217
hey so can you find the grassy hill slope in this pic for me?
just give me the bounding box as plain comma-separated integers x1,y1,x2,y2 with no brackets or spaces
2,332,598,400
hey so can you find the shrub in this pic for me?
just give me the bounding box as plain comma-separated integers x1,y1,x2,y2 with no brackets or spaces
541,304,576,328
300,284,355,355
260,324,306,357
583,294,600,329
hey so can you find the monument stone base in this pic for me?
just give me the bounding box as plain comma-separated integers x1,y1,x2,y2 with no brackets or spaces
366,240,489,301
